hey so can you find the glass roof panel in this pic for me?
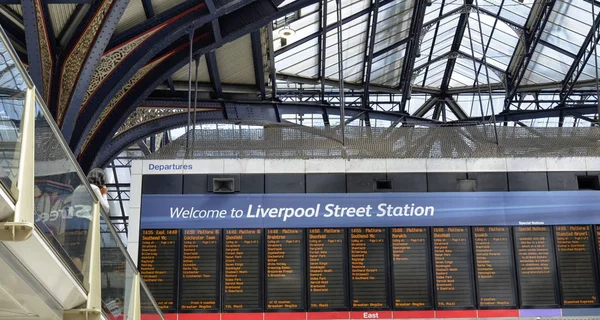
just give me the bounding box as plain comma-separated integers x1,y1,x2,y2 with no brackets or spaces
326,0,370,25
450,58,501,88
273,11,320,51
423,0,442,24
324,15,369,82
423,59,448,87
542,0,595,55
276,37,320,78
373,0,413,53
370,44,406,86
480,0,532,27
524,44,574,84
431,15,460,53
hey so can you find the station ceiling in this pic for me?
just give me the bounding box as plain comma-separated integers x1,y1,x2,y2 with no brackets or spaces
0,0,599,170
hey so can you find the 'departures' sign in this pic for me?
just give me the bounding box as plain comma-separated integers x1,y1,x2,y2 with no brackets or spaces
140,191,600,229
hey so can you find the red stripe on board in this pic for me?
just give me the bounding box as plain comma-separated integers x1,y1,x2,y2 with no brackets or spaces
264,312,307,320
477,310,519,318
222,313,264,320
307,311,351,319
393,310,436,318
350,311,393,319
178,313,221,320
140,315,163,320
436,310,478,318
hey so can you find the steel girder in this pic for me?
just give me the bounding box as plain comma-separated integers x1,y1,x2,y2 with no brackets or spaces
77,0,321,171
70,2,213,153
503,0,556,111
250,30,266,99
399,0,427,112
93,101,438,167
22,0,54,102
440,0,473,93
57,0,129,138
454,104,600,124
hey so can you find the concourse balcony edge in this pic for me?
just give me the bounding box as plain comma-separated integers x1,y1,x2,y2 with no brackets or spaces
0,26,164,320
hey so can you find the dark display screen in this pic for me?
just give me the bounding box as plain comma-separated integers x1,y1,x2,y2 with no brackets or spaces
266,228,305,311
432,227,475,309
554,225,599,306
139,229,179,313
179,229,221,312
390,227,432,309
223,229,262,312
308,228,348,310
473,227,517,308
350,227,390,309
514,226,560,308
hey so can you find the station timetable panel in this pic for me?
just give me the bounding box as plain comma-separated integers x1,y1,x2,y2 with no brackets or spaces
139,225,600,313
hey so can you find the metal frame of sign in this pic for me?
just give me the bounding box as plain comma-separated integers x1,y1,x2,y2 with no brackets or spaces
471,226,519,310
513,226,562,309
306,227,350,312
221,228,264,313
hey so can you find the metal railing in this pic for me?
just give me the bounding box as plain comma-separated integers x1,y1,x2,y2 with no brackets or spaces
0,25,163,320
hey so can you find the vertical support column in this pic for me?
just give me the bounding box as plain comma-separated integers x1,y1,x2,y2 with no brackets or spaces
64,202,101,320
0,87,35,241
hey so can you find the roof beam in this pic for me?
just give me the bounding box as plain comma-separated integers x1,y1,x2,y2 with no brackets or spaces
206,51,223,98
503,0,556,111
0,8,26,52
141,0,155,18
22,0,52,99
250,31,266,100
440,0,473,93
399,0,427,112
362,0,380,105
412,95,438,117
558,7,600,107
58,0,130,142
444,96,468,120
95,101,437,167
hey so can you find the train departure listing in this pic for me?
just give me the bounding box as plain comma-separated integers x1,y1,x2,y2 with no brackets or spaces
432,227,475,309
139,229,179,313
391,227,432,309
350,228,390,309
555,225,599,306
223,229,262,311
266,228,306,311
473,227,517,308
308,228,348,310
514,226,559,307
179,229,220,312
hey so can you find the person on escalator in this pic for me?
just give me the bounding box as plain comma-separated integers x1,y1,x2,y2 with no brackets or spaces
67,168,110,272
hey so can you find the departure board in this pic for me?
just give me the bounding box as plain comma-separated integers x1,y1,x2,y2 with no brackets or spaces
223,229,262,312
514,226,560,307
473,227,517,308
432,227,475,309
266,228,305,311
391,227,432,309
308,228,348,310
139,229,179,312
350,228,390,309
554,225,599,306
179,229,221,312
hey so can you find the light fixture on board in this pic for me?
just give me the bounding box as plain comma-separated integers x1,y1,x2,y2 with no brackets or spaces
279,25,295,47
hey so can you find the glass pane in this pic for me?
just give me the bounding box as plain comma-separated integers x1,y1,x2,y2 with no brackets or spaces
141,278,165,320
100,213,133,319
34,101,91,283
0,38,27,194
